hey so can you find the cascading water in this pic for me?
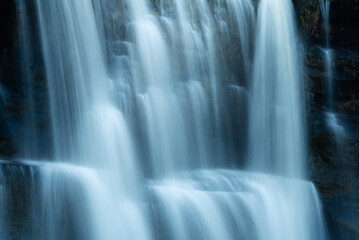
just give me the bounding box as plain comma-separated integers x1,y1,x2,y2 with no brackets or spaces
31,0,152,239
245,0,326,238
1,0,329,239
249,0,306,177
125,0,225,174
320,0,347,150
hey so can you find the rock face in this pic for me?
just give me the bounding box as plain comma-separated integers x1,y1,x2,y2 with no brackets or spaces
294,0,359,113
294,0,359,238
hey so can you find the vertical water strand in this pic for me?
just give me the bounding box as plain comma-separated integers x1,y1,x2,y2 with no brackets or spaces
320,0,347,175
35,0,103,160
320,0,330,49
124,0,259,175
226,0,255,79
209,0,255,162
17,0,38,158
210,0,255,83
184,81,211,167
35,0,140,180
170,0,222,167
126,0,216,176
320,0,334,110
247,0,327,236
324,49,334,109
249,0,306,178
128,0,186,176
35,0,152,239
170,0,223,164
122,0,257,175
198,0,223,160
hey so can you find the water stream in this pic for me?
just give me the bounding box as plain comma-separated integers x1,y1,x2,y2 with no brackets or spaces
249,0,306,178
320,0,346,148
320,0,334,110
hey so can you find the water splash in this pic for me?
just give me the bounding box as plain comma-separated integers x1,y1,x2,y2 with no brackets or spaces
326,112,345,138
245,1,327,238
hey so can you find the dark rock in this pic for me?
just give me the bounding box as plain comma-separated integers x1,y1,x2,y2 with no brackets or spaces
330,0,359,52
293,0,322,43
310,122,359,238
295,0,359,238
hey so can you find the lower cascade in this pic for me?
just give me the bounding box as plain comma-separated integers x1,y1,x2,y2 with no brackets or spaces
0,0,328,239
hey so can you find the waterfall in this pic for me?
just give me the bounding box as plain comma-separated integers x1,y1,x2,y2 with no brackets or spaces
320,0,335,110
249,0,306,178
321,0,331,49
1,0,328,239
124,0,225,175
242,0,326,238
0,161,151,240
320,0,346,147
34,0,152,239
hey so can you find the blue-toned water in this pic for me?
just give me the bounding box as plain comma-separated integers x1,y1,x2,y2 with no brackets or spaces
0,0,327,239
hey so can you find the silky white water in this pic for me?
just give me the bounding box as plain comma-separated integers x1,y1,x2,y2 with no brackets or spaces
34,0,152,239
249,0,306,177
0,0,328,239
0,161,151,240
149,170,326,240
